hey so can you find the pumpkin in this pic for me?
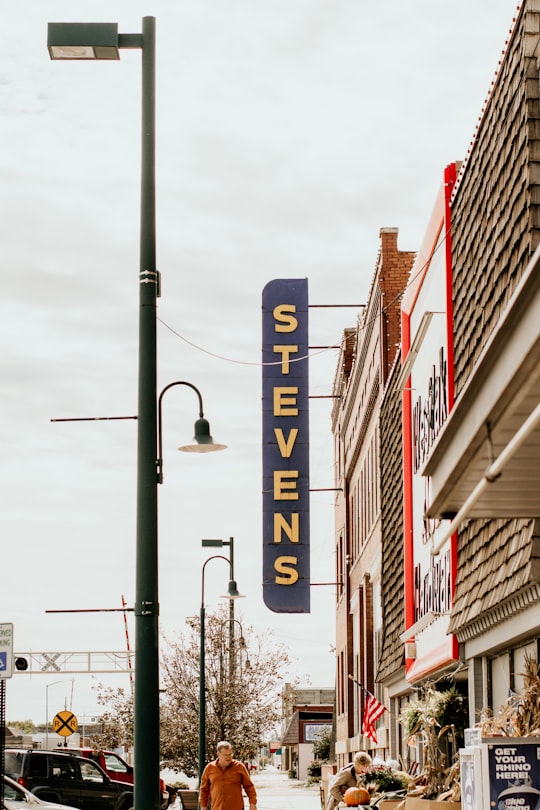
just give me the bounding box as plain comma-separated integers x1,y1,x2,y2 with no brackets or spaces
343,786,370,806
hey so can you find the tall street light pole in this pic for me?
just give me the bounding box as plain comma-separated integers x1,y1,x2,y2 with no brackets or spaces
199,555,244,786
47,21,158,809
47,21,226,810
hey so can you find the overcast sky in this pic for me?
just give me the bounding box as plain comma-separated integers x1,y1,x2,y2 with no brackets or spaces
2,0,520,725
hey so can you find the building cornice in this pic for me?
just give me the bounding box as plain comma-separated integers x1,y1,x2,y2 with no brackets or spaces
454,582,540,642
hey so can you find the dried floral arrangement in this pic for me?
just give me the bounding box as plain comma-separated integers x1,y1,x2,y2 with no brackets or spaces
398,683,467,802
478,653,540,737
394,655,540,803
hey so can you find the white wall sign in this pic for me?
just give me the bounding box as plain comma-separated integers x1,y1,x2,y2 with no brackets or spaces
0,623,14,679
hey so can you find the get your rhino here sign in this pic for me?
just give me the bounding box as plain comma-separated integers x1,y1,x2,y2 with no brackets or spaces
484,740,540,810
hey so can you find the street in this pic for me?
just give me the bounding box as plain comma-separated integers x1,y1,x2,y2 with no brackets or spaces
251,767,322,810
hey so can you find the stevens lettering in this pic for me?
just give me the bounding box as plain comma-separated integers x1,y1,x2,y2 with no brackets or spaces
262,279,310,613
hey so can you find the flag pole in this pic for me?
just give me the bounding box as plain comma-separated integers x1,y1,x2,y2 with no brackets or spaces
348,674,397,723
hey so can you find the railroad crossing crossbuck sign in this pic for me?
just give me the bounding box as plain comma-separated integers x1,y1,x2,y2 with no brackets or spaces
52,710,78,737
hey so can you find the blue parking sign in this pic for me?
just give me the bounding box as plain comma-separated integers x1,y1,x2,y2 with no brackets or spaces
0,623,14,678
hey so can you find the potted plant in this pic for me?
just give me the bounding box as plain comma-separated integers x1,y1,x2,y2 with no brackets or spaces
307,761,322,780
362,763,410,793
357,763,410,807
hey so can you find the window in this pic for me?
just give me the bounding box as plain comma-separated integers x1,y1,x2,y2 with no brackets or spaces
4,781,24,801
80,761,105,783
29,756,48,778
5,752,24,776
52,757,76,781
104,753,128,774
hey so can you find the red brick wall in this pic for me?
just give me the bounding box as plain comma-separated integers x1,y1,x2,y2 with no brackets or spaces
377,227,415,379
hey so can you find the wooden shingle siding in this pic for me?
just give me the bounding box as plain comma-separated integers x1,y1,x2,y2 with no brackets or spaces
448,1,540,638
377,352,405,682
451,2,540,395
448,517,540,637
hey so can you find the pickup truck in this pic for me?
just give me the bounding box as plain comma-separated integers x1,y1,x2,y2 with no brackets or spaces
76,747,169,808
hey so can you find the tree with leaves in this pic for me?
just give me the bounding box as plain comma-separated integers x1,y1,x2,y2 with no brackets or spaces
312,726,332,763
6,719,35,734
160,607,292,777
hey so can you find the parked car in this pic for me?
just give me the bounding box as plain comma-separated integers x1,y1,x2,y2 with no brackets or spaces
3,774,79,810
74,748,168,809
4,749,133,810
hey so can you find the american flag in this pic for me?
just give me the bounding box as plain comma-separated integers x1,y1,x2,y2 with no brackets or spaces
362,692,386,744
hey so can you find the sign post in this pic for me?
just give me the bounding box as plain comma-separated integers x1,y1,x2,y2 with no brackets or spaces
0,623,13,810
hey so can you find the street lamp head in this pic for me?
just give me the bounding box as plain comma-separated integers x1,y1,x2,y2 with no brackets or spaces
220,579,245,600
47,23,120,60
178,417,227,453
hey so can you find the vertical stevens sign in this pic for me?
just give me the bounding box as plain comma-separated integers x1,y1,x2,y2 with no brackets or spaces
262,278,310,613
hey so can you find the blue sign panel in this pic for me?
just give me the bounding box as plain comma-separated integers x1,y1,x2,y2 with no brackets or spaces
485,739,540,810
262,278,310,612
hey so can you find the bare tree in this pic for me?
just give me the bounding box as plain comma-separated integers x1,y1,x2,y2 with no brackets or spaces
91,607,292,777
160,607,292,776
90,684,134,750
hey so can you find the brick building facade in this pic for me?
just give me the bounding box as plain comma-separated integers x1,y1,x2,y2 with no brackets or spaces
331,228,413,765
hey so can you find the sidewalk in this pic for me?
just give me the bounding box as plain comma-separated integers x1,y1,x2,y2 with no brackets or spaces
251,766,322,810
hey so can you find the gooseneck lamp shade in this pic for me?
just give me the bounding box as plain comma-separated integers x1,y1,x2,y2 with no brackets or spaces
219,580,246,600
47,23,120,60
178,417,228,453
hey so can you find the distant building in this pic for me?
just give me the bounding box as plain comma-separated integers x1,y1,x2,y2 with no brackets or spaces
279,684,334,779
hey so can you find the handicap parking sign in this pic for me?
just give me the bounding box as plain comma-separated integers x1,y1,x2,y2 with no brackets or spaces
0,623,14,679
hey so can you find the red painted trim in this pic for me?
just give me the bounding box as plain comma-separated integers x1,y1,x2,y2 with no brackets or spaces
401,163,460,676
406,638,457,682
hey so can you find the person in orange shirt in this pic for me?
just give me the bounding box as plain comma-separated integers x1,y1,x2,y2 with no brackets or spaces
199,741,257,810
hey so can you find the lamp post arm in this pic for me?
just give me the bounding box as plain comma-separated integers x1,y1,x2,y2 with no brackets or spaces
157,381,206,483
201,554,231,605
118,34,143,49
